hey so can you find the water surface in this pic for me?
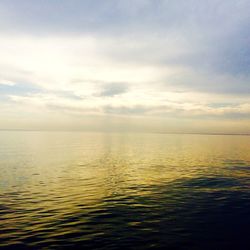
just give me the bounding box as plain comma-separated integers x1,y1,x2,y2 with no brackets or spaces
0,132,250,249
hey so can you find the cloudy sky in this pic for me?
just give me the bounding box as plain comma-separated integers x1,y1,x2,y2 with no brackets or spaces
0,0,250,133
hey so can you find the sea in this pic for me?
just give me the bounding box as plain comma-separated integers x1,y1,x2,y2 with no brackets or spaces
0,131,249,249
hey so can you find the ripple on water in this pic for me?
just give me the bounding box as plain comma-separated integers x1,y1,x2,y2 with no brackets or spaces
0,132,250,249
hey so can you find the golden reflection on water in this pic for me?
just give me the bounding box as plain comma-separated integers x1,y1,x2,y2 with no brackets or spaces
0,132,250,249
1,132,250,195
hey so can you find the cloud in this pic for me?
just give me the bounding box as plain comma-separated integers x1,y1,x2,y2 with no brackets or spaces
0,82,41,96
0,0,250,132
99,83,128,97
7,89,250,120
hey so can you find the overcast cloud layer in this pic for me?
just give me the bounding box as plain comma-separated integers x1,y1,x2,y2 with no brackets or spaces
0,0,250,133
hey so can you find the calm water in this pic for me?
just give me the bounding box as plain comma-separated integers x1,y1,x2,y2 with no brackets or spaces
0,131,250,249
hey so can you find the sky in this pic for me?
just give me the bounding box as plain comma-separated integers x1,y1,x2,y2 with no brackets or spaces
0,0,250,133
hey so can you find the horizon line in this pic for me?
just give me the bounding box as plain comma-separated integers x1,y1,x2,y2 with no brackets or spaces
0,129,249,136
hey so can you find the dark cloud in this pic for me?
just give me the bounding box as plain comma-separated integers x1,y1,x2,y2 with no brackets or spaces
103,105,149,115
100,83,128,97
53,91,84,100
